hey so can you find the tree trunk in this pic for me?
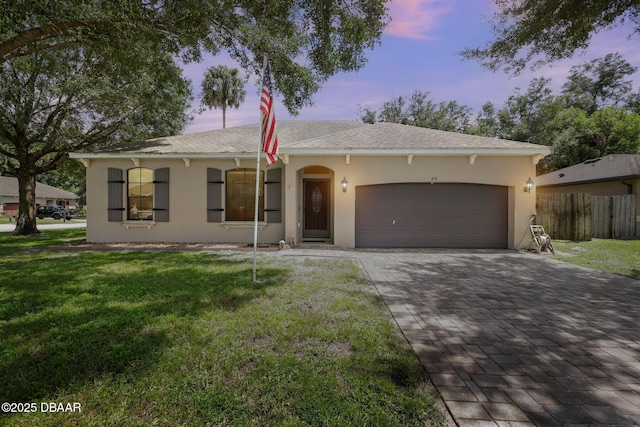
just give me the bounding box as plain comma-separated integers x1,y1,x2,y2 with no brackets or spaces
222,105,227,129
13,173,40,235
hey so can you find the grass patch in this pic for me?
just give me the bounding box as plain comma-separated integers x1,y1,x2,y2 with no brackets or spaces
0,230,444,426
0,216,18,224
0,217,80,225
552,238,640,279
0,228,86,256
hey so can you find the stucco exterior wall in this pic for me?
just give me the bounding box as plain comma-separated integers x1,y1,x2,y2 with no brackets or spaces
85,157,285,243
284,154,538,249
84,154,538,248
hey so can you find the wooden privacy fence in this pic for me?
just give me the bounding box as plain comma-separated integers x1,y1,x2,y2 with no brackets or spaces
592,194,637,238
536,193,592,240
536,193,637,240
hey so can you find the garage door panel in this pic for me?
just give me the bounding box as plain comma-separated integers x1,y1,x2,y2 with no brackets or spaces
355,183,507,248
357,232,397,247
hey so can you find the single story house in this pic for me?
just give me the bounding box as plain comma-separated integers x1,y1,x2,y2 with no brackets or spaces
70,120,551,248
0,176,79,216
537,154,640,236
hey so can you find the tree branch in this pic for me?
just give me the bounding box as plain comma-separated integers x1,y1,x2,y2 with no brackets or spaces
0,17,171,61
0,143,17,159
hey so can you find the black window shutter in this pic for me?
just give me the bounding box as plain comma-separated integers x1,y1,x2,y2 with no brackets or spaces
107,168,124,222
265,168,281,223
207,168,223,222
153,168,170,222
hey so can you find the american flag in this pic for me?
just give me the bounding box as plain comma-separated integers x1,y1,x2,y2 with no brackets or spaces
260,62,279,166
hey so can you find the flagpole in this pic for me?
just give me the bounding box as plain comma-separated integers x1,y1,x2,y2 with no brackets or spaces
253,55,269,282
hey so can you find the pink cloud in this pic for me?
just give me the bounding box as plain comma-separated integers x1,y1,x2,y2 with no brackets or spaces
385,0,454,40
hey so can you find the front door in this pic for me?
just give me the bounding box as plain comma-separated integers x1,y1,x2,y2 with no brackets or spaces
303,179,330,239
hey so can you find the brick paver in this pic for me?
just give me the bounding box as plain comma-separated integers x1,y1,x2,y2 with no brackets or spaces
353,250,640,426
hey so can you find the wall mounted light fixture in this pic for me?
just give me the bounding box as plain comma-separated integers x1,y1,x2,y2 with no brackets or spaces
524,177,534,193
341,177,349,193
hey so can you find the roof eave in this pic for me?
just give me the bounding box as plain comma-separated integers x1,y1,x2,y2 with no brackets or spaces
538,174,640,187
71,146,552,159
283,147,552,156
69,152,258,159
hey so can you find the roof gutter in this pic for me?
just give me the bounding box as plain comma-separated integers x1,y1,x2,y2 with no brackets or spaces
71,146,551,159
69,152,255,159
284,147,551,156
537,174,640,188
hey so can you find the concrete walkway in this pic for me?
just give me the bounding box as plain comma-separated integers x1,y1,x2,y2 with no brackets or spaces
283,248,640,426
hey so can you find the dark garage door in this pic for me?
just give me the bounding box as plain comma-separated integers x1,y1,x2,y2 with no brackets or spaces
355,183,508,248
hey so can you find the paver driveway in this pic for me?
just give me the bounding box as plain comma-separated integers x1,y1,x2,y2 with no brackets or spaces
355,250,640,426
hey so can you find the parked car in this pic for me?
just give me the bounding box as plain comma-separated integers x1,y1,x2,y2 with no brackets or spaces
36,205,74,220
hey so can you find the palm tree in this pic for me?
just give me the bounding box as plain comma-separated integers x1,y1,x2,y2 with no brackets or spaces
201,66,246,129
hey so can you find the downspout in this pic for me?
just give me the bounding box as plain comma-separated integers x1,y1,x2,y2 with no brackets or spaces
621,179,633,195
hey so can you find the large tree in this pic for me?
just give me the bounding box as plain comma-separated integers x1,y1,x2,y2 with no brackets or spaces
1,0,389,235
544,106,640,171
201,66,246,129
0,36,191,235
470,102,504,139
461,0,640,74
561,52,638,114
496,77,565,146
485,58,640,172
1,0,389,113
360,91,473,133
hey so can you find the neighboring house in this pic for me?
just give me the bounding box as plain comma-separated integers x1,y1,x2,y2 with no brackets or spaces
0,176,79,217
70,120,551,249
537,154,640,237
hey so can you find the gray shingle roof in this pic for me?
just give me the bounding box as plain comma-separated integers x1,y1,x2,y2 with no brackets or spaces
286,122,546,150
87,121,366,154
0,176,78,200
75,120,550,156
536,154,640,186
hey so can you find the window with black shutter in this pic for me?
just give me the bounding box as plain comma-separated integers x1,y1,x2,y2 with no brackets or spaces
265,168,281,223
153,168,169,222
107,168,125,222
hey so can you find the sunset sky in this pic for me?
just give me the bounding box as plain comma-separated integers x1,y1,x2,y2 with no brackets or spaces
181,0,640,134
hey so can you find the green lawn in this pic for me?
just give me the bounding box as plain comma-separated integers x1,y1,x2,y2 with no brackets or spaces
0,216,85,225
0,230,444,426
552,238,640,280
